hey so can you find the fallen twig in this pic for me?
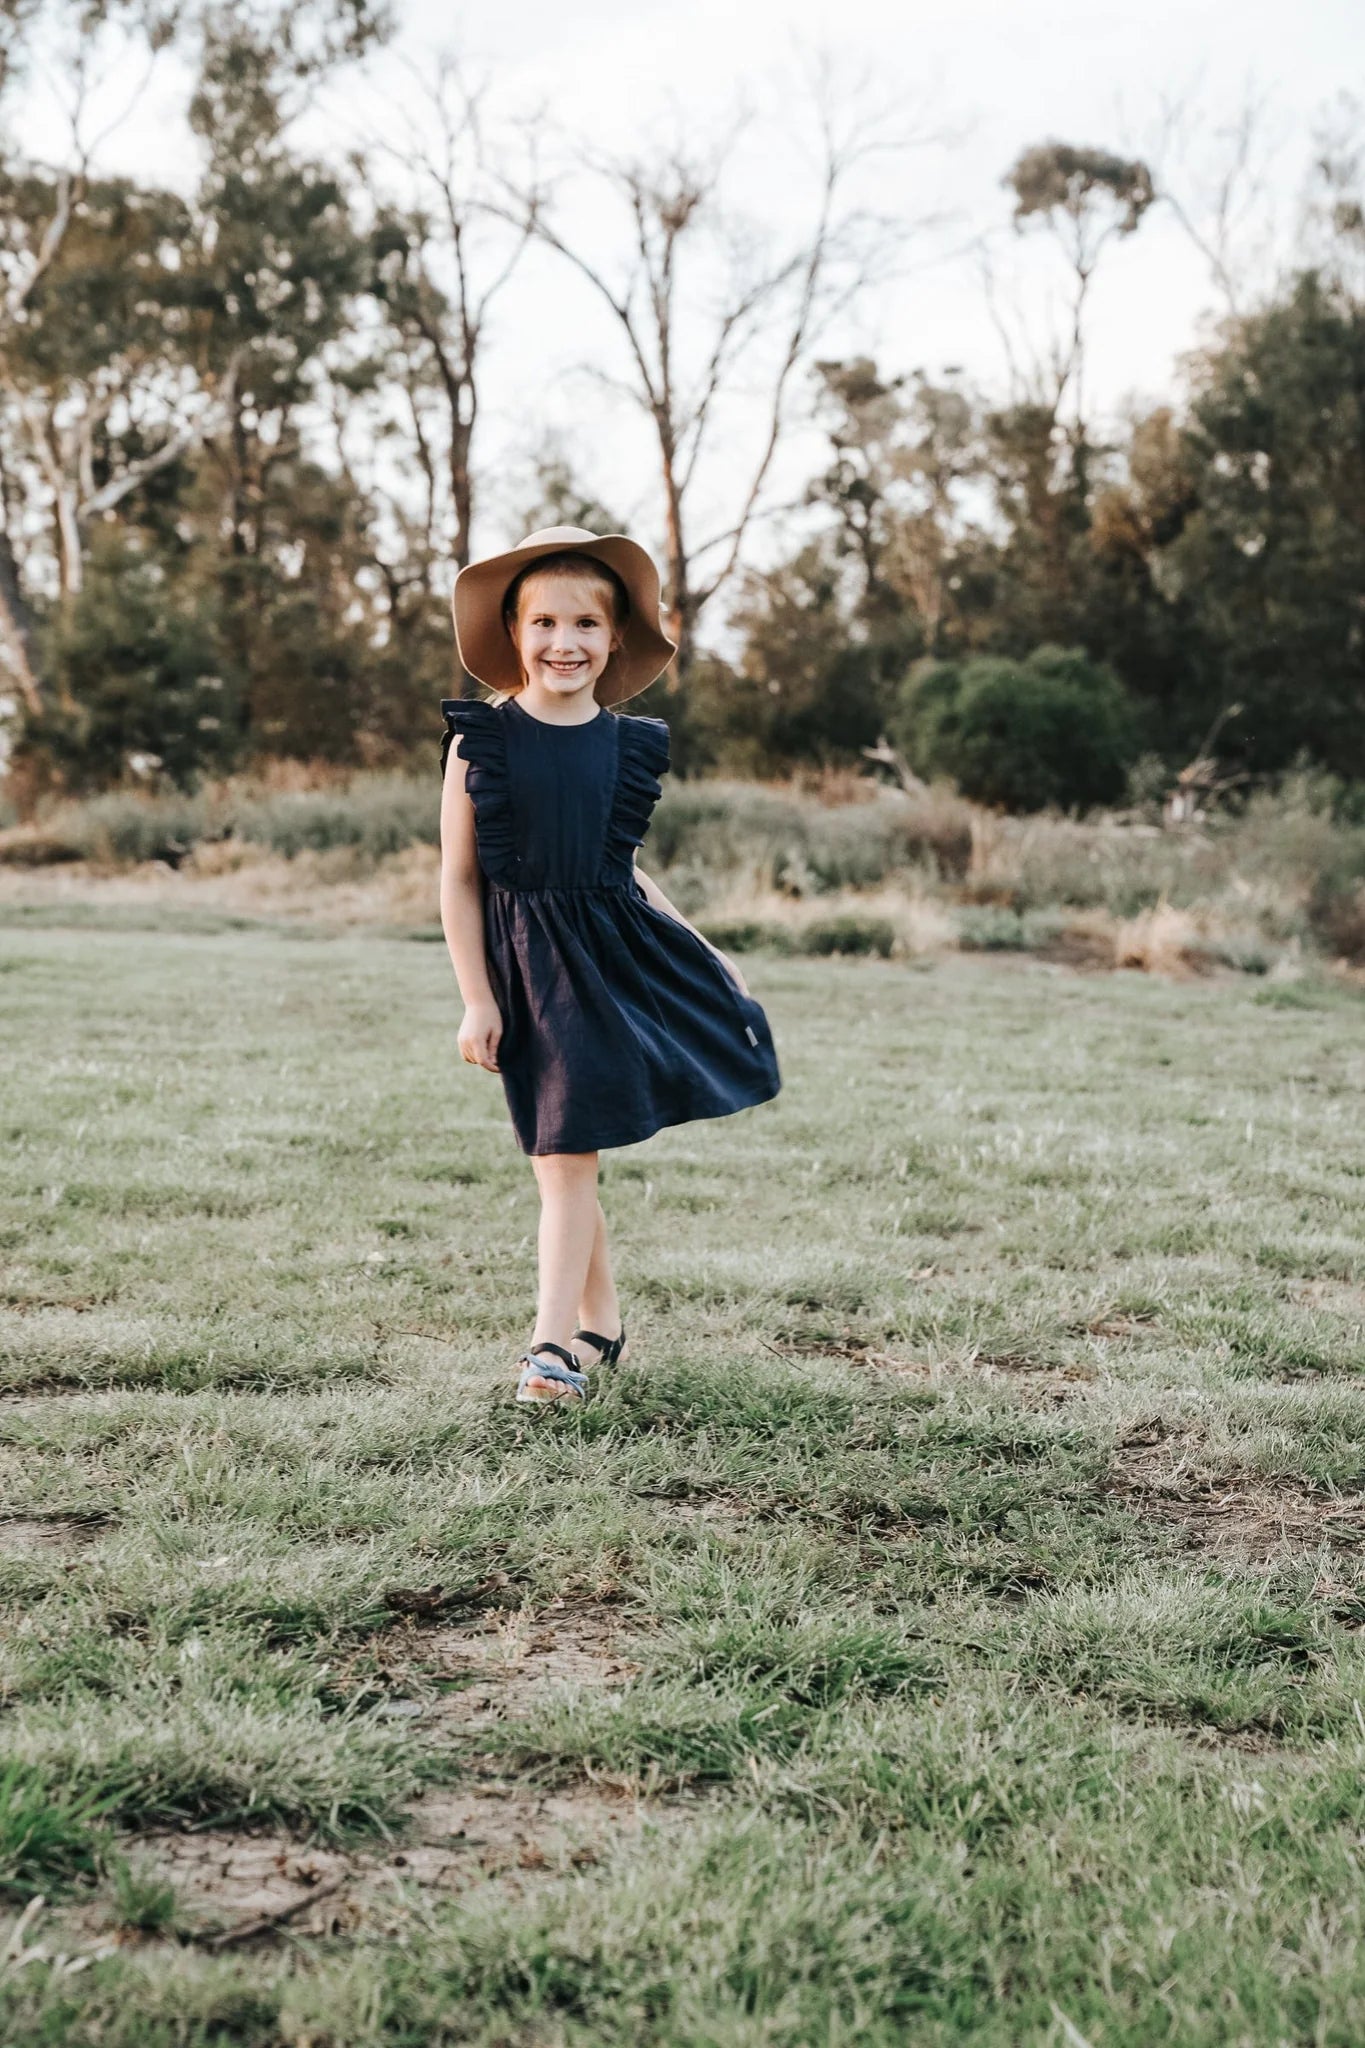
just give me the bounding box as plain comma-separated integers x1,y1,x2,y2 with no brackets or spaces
381,1571,511,1618
198,1876,346,1950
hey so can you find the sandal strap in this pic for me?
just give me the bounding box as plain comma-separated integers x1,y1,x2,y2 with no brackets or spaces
573,1326,626,1362
525,1340,578,1370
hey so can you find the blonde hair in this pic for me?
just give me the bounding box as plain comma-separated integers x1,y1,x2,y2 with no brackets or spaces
502,553,630,639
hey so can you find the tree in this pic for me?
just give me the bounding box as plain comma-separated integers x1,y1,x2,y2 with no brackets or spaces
360,58,536,580
3,0,416,787
0,0,183,712
184,11,374,745
0,0,392,775
1144,86,1282,318
502,79,937,692
509,438,623,541
1001,141,1155,478
0,164,211,607
807,357,980,652
1158,269,1365,777
945,141,1159,694
722,537,892,770
712,358,980,769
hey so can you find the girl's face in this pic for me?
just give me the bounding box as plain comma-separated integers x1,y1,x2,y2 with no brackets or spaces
513,573,618,707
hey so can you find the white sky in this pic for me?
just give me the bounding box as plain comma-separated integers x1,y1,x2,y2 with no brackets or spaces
19,0,1365,575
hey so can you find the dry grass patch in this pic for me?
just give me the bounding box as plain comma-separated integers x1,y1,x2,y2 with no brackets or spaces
0,843,442,929
1107,1421,1365,1562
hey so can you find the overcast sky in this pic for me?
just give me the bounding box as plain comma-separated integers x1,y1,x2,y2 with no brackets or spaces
21,0,1365,566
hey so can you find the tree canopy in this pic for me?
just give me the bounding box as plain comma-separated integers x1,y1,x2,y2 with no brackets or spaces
0,23,1361,811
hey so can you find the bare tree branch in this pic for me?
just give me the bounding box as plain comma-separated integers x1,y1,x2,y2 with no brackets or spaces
497,68,945,673
1141,81,1282,317
80,352,243,520
356,51,540,569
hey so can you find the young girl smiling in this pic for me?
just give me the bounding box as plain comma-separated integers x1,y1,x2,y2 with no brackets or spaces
440,526,781,1404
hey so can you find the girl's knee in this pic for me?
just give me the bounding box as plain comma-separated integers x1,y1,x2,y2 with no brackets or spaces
532,1150,599,1192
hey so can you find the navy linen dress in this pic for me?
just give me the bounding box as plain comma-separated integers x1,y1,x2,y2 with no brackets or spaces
442,695,781,1155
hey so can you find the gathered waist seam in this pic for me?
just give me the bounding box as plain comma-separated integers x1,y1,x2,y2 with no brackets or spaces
487,881,638,897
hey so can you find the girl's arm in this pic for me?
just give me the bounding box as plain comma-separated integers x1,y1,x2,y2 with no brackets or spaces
440,744,503,1072
633,855,751,998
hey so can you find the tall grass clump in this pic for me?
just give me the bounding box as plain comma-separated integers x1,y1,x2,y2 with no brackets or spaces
651,778,972,898
230,776,441,860
0,1761,113,1899
42,789,218,866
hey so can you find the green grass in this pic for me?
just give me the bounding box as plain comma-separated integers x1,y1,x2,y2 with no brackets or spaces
1,923,1364,2043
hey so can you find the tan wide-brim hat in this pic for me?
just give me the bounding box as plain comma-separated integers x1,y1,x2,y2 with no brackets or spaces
452,526,677,707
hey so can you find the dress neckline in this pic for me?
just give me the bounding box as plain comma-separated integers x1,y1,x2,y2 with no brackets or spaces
508,696,606,731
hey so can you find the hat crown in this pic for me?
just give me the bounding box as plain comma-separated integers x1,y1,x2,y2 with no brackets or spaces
515,525,601,550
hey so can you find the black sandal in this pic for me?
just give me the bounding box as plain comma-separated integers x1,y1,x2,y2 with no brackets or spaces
572,1323,629,1368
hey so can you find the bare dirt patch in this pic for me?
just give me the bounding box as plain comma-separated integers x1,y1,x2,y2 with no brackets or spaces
768,1343,1098,1409
0,1511,112,1554
1,1291,107,1314
1107,1421,1365,1562
768,1335,888,1364
416,1599,643,1733
972,1350,1091,1377
1291,1278,1365,1322
157,1599,662,1941
120,1775,652,1943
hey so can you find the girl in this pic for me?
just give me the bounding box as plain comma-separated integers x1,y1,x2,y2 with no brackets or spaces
439,525,781,1405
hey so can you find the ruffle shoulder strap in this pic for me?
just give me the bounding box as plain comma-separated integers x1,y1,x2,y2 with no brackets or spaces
440,697,519,885
606,712,670,869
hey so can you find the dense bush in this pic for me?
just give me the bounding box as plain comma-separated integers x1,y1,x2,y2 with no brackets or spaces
892,645,1140,812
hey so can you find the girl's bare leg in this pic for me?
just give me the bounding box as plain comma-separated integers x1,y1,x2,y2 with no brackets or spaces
572,1201,622,1365
526,1151,599,1394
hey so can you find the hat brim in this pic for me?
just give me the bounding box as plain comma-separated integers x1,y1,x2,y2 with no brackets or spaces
452,531,677,707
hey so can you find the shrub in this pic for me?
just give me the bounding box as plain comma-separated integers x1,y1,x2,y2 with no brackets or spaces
892,645,1140,812
1312,881,1365,962
796,914,897,958
956,906,1065,953
230,777,441,861
698,919,797,956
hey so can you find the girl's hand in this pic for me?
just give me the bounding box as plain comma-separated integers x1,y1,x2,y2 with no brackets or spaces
712,947,750,998
458,999,503,1073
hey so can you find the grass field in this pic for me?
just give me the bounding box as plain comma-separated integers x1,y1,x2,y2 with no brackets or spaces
2,919,1365,2046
